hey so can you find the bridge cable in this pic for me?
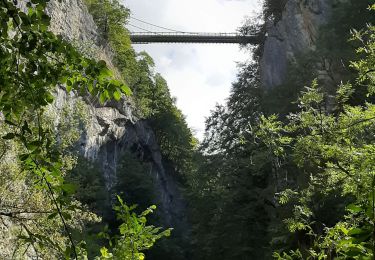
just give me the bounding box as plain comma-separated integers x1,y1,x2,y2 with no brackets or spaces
129,16,185,33
127,23,156,33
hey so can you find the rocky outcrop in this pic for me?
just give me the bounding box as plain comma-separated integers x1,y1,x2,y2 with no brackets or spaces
47,0,98,43
46,0,187,231
260,0,333,89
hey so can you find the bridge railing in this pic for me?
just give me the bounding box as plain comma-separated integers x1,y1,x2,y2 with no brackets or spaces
129,32,260,44
129,32,252,36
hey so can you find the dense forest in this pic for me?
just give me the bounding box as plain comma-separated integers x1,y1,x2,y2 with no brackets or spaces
0,0,375,259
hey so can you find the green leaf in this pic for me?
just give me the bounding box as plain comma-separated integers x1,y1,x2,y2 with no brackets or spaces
47,212,58,220
121,84,132,96
4,120,17,126
61,183,76,194
99,92,106,104
348,228,366,236
2,133,15,140
113,89,121,101
27,140,41,150
66,84,72,92
97,60,107,67
61,212,72,220
117,195,124,206
45,92,54,103
19,153,30,161
347,204,363,213
64,246,72,260
100,247,111,257
22,121,32,134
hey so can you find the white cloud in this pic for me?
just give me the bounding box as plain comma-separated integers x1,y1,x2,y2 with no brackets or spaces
123,0,261,140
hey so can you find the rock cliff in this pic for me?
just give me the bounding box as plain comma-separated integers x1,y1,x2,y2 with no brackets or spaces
260,0,333,89
46,0,187,232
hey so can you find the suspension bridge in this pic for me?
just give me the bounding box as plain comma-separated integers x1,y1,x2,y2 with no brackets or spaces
127,16,260,44
129,32,260,44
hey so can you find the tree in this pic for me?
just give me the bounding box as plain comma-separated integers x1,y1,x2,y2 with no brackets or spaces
0,0,173,258
270,7,375,258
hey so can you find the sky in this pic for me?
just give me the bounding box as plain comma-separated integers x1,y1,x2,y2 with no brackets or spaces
123,0,262,139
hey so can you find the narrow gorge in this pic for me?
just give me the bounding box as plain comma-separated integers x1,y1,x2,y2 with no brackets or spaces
0,0,374,259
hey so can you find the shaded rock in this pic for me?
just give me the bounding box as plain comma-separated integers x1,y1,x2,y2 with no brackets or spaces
260,0,332,89
45,0,188,235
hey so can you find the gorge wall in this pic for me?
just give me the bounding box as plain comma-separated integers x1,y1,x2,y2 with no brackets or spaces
45,0,187,237
260,0,333,89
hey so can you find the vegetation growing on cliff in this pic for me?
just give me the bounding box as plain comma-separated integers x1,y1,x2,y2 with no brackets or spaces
1,0,375,259
0,0,170,258
77,0,196,258
84,0,196,179
273,12,375,258
185,1,375,259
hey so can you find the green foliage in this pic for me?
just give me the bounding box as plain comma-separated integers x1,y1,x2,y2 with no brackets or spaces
270,15,375,258
188,3,375,260
68,153,173,259
188,60,275,259
148,77,197,178
85,0,196,181
317,0,373,63
263,0,288,23
73,0,194,257
4,0,371,258
350,22,375,95
96,196,171,260
0,0,132,257
115,151,155,210
0,0,178,258
115,145,192,259
68,157,108,213
84,0,129,43
0,97,101,259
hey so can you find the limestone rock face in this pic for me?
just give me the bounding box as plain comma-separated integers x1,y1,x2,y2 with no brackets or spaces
47,0,98,43
46,0,187,230
260,0,332,89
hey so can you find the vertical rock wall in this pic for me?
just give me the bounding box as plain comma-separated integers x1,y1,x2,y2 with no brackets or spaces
47,0,98,43
45,0,187,234
260,0,333,89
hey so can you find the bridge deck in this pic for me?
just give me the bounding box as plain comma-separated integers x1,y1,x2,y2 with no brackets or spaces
129,32,261,44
